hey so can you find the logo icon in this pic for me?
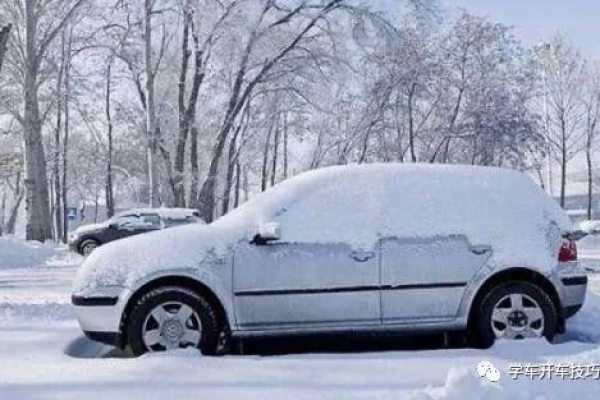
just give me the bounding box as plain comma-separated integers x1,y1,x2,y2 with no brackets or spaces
477,361,501,382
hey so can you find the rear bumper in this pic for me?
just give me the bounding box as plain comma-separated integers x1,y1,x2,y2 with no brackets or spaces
68,239,82,254
553,262,587,320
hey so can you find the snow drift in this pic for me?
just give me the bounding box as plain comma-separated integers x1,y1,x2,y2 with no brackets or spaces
0,236,64,270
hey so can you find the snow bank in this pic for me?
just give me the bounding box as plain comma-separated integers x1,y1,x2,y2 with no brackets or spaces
566,288,600,343
410,364,599,400
0,302,73,323
75,164,571,291
0,236,64,270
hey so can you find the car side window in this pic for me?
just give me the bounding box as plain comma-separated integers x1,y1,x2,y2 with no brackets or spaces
139,214,161,229
164,216,197,227
116,215,141,229
274,181,380,245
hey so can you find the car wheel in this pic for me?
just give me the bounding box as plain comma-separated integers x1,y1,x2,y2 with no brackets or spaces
127,286,220,357
471,281,557,348
80,239,99,256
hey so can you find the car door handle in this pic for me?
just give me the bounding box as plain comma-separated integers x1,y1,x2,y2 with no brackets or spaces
350,251,376,262
470,245,492,255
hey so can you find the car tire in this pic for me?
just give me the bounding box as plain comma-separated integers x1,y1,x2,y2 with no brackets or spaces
470,281,557,349
127,286,220,357
79,239,100,256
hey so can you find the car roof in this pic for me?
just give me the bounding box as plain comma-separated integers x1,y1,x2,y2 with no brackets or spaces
115,208,201,219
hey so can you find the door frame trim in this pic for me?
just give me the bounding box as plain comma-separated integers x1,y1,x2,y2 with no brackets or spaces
234,282,467,297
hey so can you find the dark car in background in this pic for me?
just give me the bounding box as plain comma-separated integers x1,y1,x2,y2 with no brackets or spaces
68,208,204,255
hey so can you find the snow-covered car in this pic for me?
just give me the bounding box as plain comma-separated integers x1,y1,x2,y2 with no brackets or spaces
68,208,204,256
574,220,600,271
72,164,588,356
570,220,600,242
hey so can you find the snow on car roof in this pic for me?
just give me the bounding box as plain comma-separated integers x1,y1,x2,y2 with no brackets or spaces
215,163,570,270
115,208,202,220
579,220,600,233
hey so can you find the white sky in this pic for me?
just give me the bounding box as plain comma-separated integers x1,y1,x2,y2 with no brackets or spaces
430,0,600,57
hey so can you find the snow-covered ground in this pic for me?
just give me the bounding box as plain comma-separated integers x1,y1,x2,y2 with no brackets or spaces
1,238,600,399
578,234,600,272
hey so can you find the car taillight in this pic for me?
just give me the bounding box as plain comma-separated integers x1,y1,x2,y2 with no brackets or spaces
558,236,577,262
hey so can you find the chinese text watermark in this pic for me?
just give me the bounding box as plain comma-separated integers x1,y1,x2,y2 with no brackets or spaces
508,363,600,380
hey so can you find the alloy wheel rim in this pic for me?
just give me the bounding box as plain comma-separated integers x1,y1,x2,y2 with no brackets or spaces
142,301,202,351
82,243,97,256
491,293,544,340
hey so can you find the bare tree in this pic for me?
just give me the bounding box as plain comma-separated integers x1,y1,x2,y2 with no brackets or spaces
3,0,86,241
173,0,208,207
537,36,586,207
196,0,348,221
144,0,160,207
582,62,600,219
105,55,116,218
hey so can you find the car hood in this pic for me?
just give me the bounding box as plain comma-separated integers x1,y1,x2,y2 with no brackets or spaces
72,222,246,292
74,222,108,235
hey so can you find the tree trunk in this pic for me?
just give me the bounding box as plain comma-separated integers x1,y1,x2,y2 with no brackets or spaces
105,57,115,218
261,123,274,192
0,24,10,74
234,159,241,208
53,49,64,242
188,126,199,208
560,117,567,207
283,112,289,180
222,126,241,215
6,192,24,236
407,84,417,163
61,40,71,242
0,189,5,235
271,123,280,187
24,0,52,241
587,143,593,220
585,98,598,220
6,172,24,235
174,6,205,207
145,0,159,207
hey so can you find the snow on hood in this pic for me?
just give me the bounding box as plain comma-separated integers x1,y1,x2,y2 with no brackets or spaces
72,223,239,291
73,164,572,292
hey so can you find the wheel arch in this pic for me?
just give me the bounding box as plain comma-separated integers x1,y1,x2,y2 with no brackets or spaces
120,275,230,348
467,267,562,330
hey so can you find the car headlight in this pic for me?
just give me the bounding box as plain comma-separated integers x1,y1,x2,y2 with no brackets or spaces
68,232,78,243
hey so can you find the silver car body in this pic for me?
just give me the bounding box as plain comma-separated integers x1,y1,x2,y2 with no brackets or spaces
72,165,588,344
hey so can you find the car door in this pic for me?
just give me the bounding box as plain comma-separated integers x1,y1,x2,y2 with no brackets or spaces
114,213,160,239
104,214,139,242
380,235,490,324
233,241,380,330
137,213,162,233
232,183,382,331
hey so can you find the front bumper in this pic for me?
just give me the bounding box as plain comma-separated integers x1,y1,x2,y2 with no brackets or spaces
68,238,80,254
71,286,129,347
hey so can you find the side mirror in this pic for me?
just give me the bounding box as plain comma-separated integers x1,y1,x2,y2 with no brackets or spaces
252,222,281,245
108,222,119,230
